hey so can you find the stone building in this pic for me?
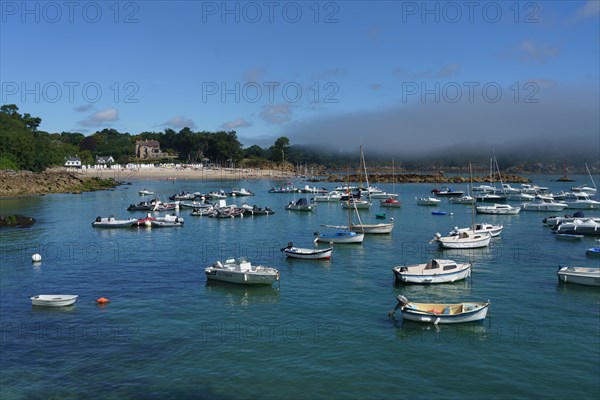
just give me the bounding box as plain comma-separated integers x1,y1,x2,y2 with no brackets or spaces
135,140,167,159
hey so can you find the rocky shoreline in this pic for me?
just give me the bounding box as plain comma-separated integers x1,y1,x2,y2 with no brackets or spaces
0,169,119,197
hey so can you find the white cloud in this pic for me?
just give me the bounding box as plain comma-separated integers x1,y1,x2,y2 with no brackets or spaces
78,108,119,127
516,40,558,63
159,116,197,129
574,1,600,20
221,118,252,129
260,103,292,124
243,67,266,83
73,104,93,113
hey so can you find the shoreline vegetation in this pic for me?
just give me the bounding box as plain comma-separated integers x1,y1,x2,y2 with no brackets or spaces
0,165,537,198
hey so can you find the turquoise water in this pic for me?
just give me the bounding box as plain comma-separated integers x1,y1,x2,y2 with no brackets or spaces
1,175,599,399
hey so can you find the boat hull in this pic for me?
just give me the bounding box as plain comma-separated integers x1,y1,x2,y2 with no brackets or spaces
205,269,278,285
401,303,489,324
557,267,600,286
283,247,333,259
393,264,471,284
30,295,78,307
436,236,491,249
316,232,364,244
351,223,394,234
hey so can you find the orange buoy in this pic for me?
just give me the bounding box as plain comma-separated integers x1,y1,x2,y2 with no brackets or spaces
96,297,110,304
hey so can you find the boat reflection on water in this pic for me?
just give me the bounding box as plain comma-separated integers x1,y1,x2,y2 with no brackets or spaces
204,280,280,306
392,319,496,343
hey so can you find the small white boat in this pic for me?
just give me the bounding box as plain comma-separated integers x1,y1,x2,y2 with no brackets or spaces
341,199,371,209
431,231,491,249
92,216,138,228
506,193,535,202
475,193,507,203
351,221,394,234
393,259,471,284
281,243,333,259
416,196,441,206
313,192,343,202
448,195,475,205
229,188,255,197
557,266,600,286
285,198,316,211
314,230,364,244
30,294,78,307
139,189,155,196
388,295,490,324
449,223,503,237
205,258,279,285
476,203,521,215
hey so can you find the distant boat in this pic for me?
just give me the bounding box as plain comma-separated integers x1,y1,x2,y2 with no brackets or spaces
449,223,503,237
139,189,154,196
281,243,333,260
92,216,138,228
315,230,364,244
563,192,600,209
416,196,441,206
285,198,316,211
431,230,492,249
431,186,464,197
351,218,394,234
554,218,600,236
392,259,471,284
30,294,78,307
448,195,475,205
557,266,600,286
585,248,600,257
380,197,402,208
388,295,490,324
476,203,521,215
571,163,597,195
522,199,567,212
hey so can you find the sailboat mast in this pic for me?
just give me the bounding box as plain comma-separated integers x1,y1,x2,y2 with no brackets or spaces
470,162,475,230
361,145,372,202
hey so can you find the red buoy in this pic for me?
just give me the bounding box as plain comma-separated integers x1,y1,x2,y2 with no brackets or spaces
96,297,110,304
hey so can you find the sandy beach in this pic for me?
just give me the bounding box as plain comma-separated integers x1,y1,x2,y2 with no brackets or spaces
76,166,295,182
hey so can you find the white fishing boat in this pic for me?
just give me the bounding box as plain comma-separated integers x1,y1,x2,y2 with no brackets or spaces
521,199,567,212
392,259,471,284
92,216,138,228
229,188,255,196
416,196,441,206
476,203,521,215
563,192,600,209
557,266,600,286
449,223,503,237
388,295,490,324
506,192,535,202
139,189,154,196
205,258,279,285
281,242,333,259
30,294,78,307
475,193,507,203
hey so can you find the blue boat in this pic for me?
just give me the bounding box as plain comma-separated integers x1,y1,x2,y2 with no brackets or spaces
314,230,364,244
432,211,447,215
586,247,600,257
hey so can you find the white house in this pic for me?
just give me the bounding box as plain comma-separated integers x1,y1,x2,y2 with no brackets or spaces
96,155,115,164
64,157,82,168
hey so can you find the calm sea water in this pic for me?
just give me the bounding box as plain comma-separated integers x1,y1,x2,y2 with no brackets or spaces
1,175,599,399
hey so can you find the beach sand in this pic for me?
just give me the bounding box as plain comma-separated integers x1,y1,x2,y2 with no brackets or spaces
77,166,296,182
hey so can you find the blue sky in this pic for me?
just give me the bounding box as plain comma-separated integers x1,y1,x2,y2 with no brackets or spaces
1,1,599,153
